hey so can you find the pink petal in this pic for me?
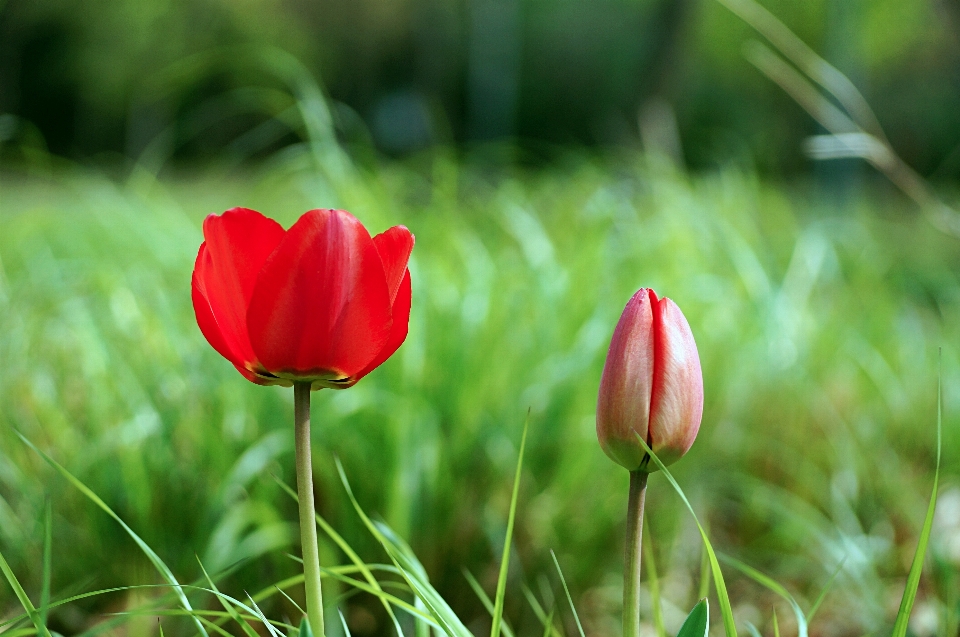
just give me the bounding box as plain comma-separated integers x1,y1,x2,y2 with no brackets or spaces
648,295,703,465
596,288,655,470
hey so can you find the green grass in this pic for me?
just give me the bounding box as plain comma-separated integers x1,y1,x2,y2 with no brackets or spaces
0,146,956,636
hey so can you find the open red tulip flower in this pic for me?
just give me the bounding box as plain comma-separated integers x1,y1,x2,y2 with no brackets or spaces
192,207,414,390
190,206,414,637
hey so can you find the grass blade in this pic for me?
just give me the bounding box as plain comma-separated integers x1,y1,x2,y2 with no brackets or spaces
891,361,942,637
643,522,666,637
336,458,472,637
521,584,562,637
550,550,585,637
18,432,209,637
805,557,846,623
197,557,261,637
539,609,555,637
720,555,806,637
491,415,528,637
338,610,351,637
0,546,52,637
697,543,710,601
40,501,52,631
772,609,780,637
463,570,515,637
635,436,737,637
275,476,404,637
676,599,708,637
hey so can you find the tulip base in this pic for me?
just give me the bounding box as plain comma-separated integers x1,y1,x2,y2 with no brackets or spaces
623,469,648,637
295,382,325,637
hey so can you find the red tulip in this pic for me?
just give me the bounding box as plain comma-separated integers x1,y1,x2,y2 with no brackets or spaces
597,288,703,471
192,207,414,389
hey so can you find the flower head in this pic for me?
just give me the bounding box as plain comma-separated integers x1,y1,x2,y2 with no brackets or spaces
596,288,703,471
192,207,414,389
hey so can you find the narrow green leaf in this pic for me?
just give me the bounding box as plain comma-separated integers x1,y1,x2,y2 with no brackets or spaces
550,550,585,637
463,570,515,637
676,599,708,637
491,415,528,637
275,477,404,637
0,547,51,637
275,586,306,618
197,557,260,637
635,436,737,637
743,622,762,637
643,523,666,637
891,360,942,637
338,609,351,637
246,593,284,637
772,609,780,637
697,543,710,601
805,557,846,623
520,584,563,637
17,432,209,637
40,501,52,632
300,617,314,637
336,458,472,637
540,609,555,637
719,554,806,637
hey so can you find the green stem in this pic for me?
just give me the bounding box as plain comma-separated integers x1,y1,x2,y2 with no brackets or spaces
295,382,325,637
623,469,648,637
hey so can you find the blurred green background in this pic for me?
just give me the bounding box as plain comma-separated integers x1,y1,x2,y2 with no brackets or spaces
2,0,960,636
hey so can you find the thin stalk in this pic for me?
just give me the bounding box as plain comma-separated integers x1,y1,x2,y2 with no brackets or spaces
294,382,325,637
623,470,648,637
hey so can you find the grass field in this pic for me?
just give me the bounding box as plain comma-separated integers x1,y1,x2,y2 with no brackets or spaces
1,145,958,636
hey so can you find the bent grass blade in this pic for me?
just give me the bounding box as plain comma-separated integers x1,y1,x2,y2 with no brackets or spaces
635,436,737,637
17,432,209,637
720,555,806,637
197,557,260,637
275,476,404,637
0,546,52,637
336,458,472,637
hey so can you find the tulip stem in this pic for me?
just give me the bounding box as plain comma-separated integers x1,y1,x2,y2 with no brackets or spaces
294,382,325,637
623,469,648,637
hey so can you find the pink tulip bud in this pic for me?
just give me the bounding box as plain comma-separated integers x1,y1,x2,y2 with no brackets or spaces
597,288,703,471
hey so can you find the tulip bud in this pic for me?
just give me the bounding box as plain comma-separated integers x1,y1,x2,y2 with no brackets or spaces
597,288,703,471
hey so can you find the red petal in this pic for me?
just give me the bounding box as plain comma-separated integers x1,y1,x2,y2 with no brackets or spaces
596,288,655,470
193,208,286,374
192,245,238,364
372,226,415,304
648,295,703,465
345,268,412,386
247,209,393,379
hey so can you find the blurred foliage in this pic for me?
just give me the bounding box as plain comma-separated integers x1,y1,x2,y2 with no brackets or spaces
1,0,959,175
1,134,959,634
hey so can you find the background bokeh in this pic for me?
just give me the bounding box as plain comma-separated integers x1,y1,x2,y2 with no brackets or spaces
2,0,960,636
2,0,960,174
